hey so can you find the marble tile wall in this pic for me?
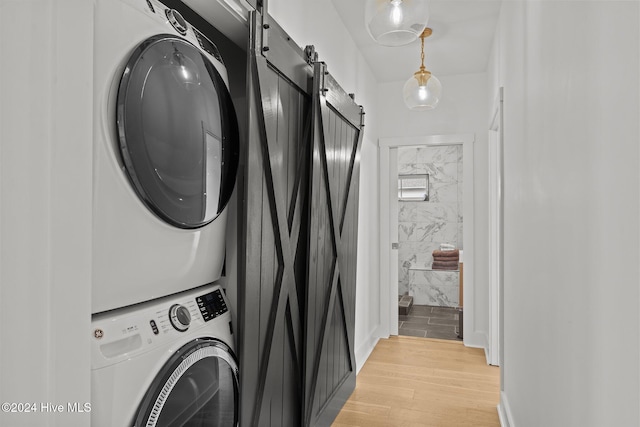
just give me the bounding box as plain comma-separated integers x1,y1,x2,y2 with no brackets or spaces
398,145,463,307
408,270,459,306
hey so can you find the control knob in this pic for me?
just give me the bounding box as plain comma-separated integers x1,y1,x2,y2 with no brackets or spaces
169,304,191,332
166,9,188,35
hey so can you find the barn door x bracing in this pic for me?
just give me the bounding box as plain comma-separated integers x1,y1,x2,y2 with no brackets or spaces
240,11,364,427
304,62,364,426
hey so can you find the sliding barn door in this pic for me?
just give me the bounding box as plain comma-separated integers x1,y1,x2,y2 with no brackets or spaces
304,62,365,427
238,12,312,427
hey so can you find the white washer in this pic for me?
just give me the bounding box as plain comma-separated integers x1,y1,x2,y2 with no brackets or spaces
93,0,239,313
91,283,238,426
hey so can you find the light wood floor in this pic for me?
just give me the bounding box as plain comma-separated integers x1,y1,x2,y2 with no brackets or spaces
333,336,500,427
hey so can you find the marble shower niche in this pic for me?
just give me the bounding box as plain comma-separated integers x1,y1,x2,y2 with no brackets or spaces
398,145,462,307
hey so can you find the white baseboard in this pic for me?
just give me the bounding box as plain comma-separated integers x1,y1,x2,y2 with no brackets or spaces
464,331,494,366
355,327,381,374
498,391,515,427
481,331,491,365
463,330,488,351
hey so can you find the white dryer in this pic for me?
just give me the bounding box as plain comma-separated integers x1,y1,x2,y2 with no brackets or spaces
91,283,238,426
92,0,239,313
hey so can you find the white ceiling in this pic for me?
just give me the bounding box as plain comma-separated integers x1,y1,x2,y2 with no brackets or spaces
330,0,502,82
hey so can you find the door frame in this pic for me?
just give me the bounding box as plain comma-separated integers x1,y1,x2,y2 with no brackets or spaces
378,134,476,345
488,87,504,367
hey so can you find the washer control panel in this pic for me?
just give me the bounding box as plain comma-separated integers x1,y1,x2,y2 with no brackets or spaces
91,284,232,369
142,0,224,67
194,29,223,64
166,9,188,35
196,289,228,322
169,304,192,331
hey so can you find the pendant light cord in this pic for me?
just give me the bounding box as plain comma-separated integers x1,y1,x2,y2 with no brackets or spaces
418,28,432,72
420,33,426,71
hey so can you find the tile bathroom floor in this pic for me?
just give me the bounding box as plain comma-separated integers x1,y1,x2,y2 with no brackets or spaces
399,305,462,341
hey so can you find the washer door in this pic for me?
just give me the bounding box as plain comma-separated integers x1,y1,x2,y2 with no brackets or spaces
117,35,239,229
134,338,239,427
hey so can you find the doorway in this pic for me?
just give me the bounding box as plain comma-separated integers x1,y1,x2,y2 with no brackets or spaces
378,134,478,346
396,144,464,341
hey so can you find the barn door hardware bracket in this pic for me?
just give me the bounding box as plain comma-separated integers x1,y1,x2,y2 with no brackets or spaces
304,45,318,65
359,106,365,128
318,61,328,96
260,11,270,56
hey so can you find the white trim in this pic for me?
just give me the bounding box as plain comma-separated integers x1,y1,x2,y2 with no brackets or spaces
378,134,475,344
498,391,515,427
355,326,382,374
482,331,490,364
378,144,392,338
388,148,399,336
488,87,504,367
461,332,486,349
488,129,499,364
461,137,475,348
464,331,488,354
379,134,475,149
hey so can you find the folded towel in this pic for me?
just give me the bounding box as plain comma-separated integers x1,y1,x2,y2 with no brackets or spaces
440,243,456,251
433,258,459,265
433,254,459,260
432,264,459,271
432,260,460,269
432,249,460,258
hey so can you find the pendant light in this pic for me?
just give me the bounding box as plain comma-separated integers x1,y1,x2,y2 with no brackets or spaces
403,28,441,110
365,0,430,47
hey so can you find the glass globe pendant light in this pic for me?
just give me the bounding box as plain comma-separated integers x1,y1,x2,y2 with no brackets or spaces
403,28,441,110
365,0,430,47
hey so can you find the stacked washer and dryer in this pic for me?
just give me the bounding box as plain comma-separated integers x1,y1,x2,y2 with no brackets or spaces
91,0,240,425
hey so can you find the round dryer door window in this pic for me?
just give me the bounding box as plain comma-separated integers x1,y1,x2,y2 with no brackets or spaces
117,35,239,229
134,338,239,427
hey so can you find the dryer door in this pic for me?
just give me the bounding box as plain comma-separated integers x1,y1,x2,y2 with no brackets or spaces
133,338,239,427
117,35,239,229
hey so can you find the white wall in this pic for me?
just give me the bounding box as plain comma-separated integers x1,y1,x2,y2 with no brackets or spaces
0,1,93,426
489,2,640,426
378,73,491,349
268,0,381,370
